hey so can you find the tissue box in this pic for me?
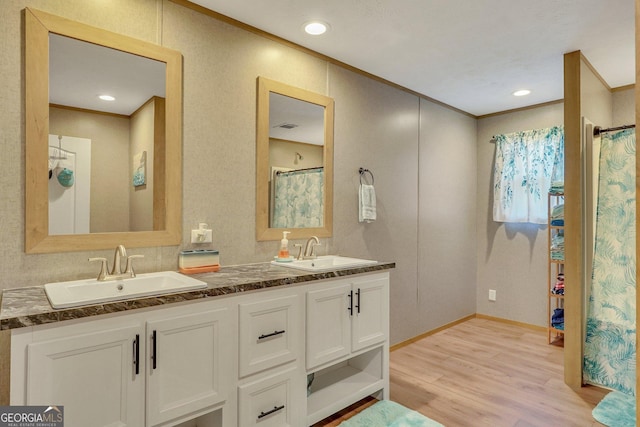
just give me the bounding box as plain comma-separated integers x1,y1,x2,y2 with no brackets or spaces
179,249,219,271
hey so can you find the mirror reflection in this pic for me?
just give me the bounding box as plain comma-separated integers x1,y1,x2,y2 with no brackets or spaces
25,7,183,253
268,93,325,228
256,77,334,241
48,34,166,234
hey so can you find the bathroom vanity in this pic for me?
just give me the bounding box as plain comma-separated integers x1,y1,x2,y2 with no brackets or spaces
1,260,394,427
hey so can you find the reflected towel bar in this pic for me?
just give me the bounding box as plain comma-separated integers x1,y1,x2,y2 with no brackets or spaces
359,167,374,185
593,124,635,137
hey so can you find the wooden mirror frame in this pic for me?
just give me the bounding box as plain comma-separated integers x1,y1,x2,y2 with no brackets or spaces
25,8,183,253
256,77,334,241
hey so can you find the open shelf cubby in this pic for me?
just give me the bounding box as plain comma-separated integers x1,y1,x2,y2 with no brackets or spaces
306,347,384,425
173,408,223,427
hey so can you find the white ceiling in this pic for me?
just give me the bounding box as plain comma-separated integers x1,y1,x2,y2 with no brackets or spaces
269,92,325,145
191,0,635,117
50,34,166,116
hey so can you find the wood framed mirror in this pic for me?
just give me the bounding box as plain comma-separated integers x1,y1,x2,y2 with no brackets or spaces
25,8,183,253
256,77,334,241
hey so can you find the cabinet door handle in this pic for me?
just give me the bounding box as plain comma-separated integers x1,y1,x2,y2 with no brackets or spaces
133,334,140,375
257,405,285,420
356,288,361,314
258,330,286,340
348,290,353,316
151,330,157,370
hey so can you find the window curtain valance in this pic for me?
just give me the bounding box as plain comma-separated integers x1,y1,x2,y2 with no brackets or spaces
493,126,564,224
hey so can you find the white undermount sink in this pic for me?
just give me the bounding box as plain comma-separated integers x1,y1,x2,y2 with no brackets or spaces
271,255,377,272
44,271,208,309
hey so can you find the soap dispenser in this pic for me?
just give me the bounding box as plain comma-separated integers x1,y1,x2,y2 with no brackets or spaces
278,231,291,259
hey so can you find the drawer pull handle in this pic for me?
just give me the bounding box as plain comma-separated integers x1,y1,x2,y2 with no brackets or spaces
151,330,157,369
258,330,286,340
133,334,140,375
257,405,285,420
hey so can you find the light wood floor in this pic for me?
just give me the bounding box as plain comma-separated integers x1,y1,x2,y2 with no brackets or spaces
317,317,609,426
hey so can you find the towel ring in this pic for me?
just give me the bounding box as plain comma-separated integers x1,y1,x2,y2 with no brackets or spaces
359,167,374,185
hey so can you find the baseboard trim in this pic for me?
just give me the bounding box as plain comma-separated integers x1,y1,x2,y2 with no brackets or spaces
474,313,547,332
390,313,545,352
389,314,475,352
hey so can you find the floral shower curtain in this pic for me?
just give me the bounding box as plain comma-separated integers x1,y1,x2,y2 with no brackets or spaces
583,128,636,396
493,126,564,224
272,167,324,228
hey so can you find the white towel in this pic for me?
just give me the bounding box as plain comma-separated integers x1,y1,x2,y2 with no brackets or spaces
359,184,376,223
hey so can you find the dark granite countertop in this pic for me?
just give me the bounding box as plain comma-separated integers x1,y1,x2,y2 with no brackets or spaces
0,261,395,331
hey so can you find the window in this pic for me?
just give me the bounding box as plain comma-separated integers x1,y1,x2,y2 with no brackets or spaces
493,126,564,224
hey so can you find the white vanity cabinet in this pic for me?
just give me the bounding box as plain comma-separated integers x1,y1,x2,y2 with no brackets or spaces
236,289,305,427
305,272,389,425
11,300,232,427
145,307,231,426
238,293,301,378
306,273,388,370
7,266,392,427
237,366,299,427
24,321,145,427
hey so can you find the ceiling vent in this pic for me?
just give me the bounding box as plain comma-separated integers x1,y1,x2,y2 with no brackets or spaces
274,123,299,129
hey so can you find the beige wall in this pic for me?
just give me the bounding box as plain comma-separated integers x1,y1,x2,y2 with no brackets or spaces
51,98,162,233
581,62,613,128
49,106,130,232
476,103,565,326
418,99,478,334
477,85,634,328
0,0,478,345
330,66,421,342
613,88,635,126
130,98,157,231
1,0,634,345
269,139,323,170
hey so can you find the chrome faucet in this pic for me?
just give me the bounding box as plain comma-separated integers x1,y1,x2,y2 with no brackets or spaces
89,245,144,281
302,236,321,259
111,244,127,276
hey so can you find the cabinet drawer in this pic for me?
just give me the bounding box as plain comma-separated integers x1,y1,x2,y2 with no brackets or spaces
239,294,301,377
238,367,298,427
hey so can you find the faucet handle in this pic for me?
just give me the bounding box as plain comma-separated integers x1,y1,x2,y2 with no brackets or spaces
89,257,109,281
124,254,144,277
294,244,303,260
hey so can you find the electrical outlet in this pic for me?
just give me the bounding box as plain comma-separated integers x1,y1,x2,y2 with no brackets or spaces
489,289,497,301
191,225,213,243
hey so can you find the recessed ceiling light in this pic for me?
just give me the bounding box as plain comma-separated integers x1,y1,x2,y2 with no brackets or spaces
99,94,115,101
304,21,329,35
513,89,531,97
